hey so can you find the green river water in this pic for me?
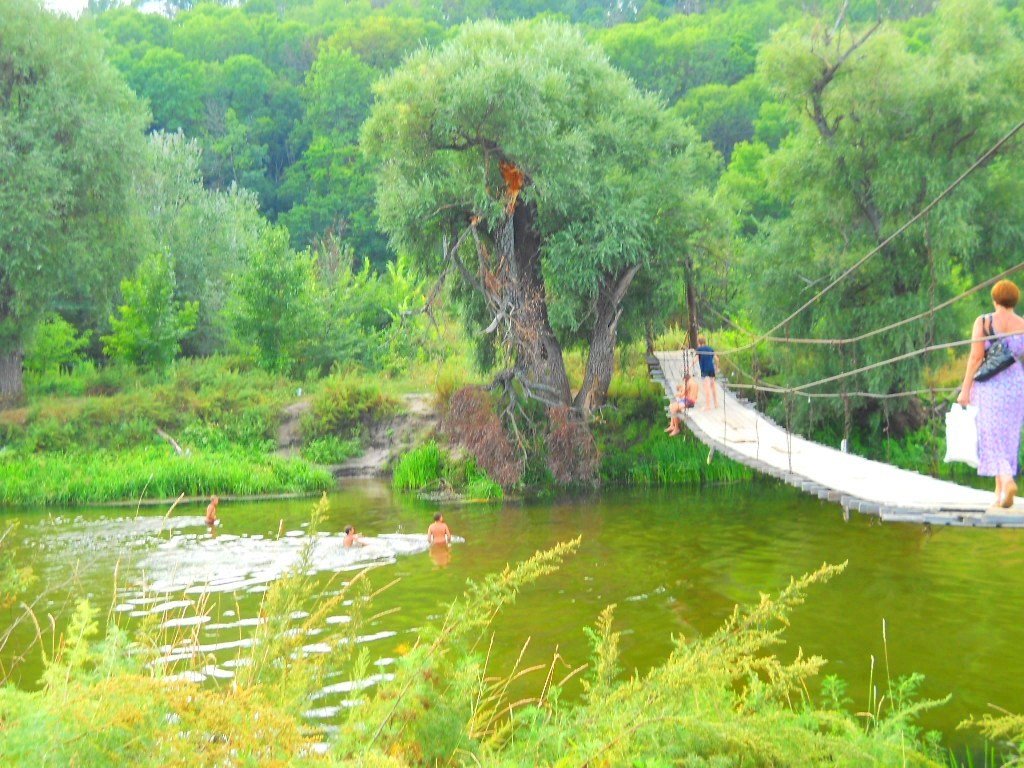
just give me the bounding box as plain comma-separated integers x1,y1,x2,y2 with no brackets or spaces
2,479,1022,753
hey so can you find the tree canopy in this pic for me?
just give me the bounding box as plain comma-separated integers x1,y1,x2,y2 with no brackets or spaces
0,0,149,401
364,19,719,409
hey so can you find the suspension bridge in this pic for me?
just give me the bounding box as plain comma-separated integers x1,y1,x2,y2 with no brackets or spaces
655,350,1024,528
647,119,1024,527
651,351,1023,527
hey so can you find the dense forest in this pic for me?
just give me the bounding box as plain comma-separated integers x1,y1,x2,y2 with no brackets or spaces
3,0,1024,486
7,3,1024,764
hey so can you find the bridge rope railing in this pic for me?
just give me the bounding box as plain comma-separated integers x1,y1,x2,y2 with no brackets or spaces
717,332,1024,397
715,117,1024,359
661,118,1024,480
706,260,1024,350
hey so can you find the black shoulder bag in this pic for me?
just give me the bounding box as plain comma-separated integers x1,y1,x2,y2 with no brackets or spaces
974,315,1018,382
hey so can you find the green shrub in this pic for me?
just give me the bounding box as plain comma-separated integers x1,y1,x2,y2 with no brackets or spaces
23,315,91,377
226,226,322,376
101,253,198,371
463,462,504,499
301,435,362,464
302,373,397,443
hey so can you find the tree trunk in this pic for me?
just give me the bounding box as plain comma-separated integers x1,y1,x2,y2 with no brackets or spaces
496,202,573,407
0,348,24,407
574,264,641,412
684,255,699,348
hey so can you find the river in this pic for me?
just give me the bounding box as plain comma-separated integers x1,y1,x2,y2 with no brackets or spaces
1,479,1021,752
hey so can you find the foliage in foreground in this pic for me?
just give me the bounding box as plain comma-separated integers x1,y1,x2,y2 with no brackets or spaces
0,448,332,506
0,502,987,766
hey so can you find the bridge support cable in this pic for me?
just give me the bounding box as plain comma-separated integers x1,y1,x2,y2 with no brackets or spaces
716,117,1024,358
707,259,1024,351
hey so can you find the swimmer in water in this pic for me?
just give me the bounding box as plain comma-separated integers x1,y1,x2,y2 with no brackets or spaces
343,525,366,548
205,495,220,528
427,513,451,547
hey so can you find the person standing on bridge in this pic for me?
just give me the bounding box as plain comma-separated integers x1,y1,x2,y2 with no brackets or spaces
695,335,720,411
958,279,1024,509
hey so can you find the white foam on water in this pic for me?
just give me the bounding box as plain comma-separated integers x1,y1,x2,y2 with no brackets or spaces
151,652,197,665
302,642,333,654
162,637,254,656
136,532,446,595
305,706,340,720
165,670,206,684
201,665,235,679
205,617,264,631
315,672,393,697
161,615,211,629
149,600,194,614
355,630,397,644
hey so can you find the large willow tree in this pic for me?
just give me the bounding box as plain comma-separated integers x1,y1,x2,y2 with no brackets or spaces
0,0,148,403
363,20,718,412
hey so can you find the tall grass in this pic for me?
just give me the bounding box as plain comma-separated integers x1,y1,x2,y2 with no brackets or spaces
392,440,445,491
618,430,755,486
0,448,332,506
393,441,503,500
596,362,753,487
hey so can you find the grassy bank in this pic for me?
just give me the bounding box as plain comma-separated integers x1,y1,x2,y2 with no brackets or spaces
0,358,339,505
392,440,504,500
0,448,332,506
390,344,754,497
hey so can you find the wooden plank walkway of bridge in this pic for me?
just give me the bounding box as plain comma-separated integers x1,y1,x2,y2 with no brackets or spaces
651,351,1024,528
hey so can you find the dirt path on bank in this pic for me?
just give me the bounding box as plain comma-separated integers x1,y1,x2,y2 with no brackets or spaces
332,393,438,478
276,393,438,479
275,398,311,459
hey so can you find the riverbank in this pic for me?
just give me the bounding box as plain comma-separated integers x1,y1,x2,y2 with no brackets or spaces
0,359,425,506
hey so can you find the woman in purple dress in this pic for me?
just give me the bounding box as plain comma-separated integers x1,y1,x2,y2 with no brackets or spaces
958,279,1024,508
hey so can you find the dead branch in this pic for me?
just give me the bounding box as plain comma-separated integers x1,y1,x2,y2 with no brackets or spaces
155,427,183,456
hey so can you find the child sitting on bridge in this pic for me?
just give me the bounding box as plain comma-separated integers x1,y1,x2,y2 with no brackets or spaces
665,374,698,437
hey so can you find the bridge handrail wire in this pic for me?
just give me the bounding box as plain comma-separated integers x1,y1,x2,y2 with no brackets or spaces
719,330,1024,396
707,260,1024,348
